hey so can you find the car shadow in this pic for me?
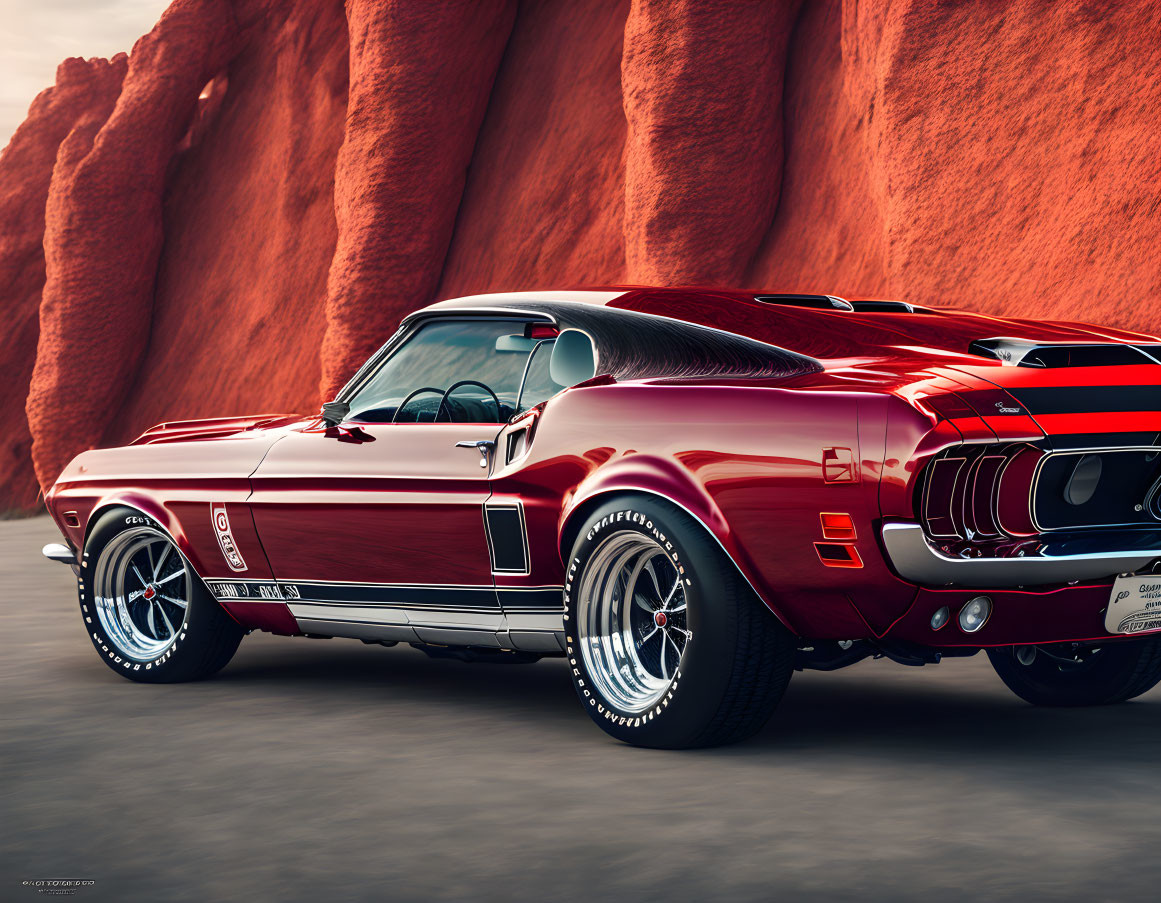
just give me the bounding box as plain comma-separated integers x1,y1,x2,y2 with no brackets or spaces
216,638,1161,762
749,674,1161,765
216,640,584,726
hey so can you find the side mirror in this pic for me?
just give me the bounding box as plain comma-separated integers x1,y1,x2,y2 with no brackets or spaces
321,400,350,427
549,329,597,387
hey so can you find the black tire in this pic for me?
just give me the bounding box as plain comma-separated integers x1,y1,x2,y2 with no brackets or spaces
563,495,796,748
79,507,244,683
987,638,1161,707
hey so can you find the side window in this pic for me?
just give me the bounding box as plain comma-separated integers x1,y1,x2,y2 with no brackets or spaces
516,340,565,412
347,320,541,424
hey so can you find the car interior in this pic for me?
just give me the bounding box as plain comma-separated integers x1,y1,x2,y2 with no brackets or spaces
345,319,594,424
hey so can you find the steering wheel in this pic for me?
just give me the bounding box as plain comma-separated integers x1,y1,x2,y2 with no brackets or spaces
391,387,446,423
435,380,503,423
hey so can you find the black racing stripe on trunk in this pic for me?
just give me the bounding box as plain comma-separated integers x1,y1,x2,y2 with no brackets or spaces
1045,432,1161,450
1007,385,1161,415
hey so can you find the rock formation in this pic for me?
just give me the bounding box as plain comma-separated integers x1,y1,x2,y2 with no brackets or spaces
320,0,517,398
0,0,1158,511
0,56,126,511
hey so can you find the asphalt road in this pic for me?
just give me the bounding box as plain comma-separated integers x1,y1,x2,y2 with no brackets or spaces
2,516,1160,902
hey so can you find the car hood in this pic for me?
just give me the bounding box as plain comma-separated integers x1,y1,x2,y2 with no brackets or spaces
128,413,305,446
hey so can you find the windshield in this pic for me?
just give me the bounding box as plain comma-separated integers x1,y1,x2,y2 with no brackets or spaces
346,319,562,423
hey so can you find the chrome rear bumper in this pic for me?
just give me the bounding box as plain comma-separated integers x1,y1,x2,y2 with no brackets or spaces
881,523,1161,587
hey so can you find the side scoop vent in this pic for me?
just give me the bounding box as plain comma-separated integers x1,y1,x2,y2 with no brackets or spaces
969,338,1161,368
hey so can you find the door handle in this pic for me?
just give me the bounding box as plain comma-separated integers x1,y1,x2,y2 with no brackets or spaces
455,439,495,468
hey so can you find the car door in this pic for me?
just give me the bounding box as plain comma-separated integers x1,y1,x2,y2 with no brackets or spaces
247,315,547,645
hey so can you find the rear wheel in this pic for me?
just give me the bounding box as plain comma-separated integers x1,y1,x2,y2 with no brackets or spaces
987,638,1161,706
564,496,796,748
80,508,244,682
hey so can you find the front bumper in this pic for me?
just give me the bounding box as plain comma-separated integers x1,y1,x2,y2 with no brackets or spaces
42,542,80,575
881,522,1161,588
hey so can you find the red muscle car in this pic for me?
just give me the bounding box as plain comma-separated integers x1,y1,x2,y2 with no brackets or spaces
42,288,1161,747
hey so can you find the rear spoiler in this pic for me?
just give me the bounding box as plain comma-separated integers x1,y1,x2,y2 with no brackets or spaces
968,337,1161,368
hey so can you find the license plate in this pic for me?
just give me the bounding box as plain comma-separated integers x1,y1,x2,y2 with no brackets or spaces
1106,575,1161,635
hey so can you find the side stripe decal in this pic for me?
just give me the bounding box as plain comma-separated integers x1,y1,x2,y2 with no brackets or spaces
207,578,564,613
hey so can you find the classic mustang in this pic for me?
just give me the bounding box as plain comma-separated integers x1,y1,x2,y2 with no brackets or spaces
42,287,1161,747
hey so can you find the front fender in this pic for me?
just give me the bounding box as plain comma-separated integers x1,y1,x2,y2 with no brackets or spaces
85,491,196,565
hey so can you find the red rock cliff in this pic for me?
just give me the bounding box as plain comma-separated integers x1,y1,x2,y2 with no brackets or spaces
1,0,1159,510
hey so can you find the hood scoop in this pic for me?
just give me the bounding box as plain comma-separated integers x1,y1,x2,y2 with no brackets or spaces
968,337,1161,368
754,294,928,314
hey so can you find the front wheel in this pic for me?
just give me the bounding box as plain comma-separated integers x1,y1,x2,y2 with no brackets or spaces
564,496,796,748
987,638,1161,707
79,508,244,682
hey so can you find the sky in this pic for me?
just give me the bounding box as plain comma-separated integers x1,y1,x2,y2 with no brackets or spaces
0,0,172,149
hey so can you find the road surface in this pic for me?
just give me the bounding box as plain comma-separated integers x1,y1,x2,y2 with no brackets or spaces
2,516,1159,902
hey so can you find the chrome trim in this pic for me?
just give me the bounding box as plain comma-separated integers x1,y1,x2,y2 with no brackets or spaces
288,606,565,652
968,454,1007,538
881,522,1161,587
277,580,565,651
400,307,558,329
921,456,967,539
503,609,564,633
515,339,554,413
992,443,1038,538
42,542,77,566
287,601,503,630
456,439,496,468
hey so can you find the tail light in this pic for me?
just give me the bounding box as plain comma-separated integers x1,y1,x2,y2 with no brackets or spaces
920,444,1041,540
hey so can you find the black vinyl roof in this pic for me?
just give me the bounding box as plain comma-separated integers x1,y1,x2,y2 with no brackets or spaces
500,301,823,381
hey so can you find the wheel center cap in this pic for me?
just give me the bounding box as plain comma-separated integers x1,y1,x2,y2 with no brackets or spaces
653,611,668,628
143,585,157,601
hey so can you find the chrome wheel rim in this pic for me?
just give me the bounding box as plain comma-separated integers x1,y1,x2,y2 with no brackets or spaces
93,527,190,661
577,532,690,714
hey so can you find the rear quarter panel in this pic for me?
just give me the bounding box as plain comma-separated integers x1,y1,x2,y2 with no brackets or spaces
492,381,916,639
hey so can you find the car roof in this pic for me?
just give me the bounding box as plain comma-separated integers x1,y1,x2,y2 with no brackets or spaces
415,286,1161,363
